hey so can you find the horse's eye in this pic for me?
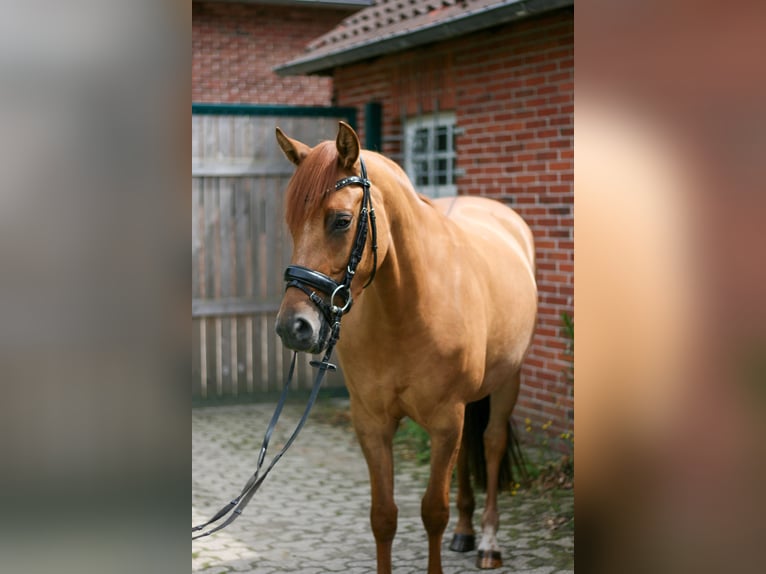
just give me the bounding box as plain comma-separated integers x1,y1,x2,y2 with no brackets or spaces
333,216,352,231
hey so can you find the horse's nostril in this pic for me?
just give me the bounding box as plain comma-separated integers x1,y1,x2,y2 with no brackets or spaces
276,311,318,351
293,317,313,341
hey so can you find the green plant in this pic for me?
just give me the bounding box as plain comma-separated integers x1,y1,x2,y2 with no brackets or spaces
521,417,573,493
394,418,431,463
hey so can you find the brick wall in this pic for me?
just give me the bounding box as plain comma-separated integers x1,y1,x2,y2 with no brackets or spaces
192,2,352,104
332,10,574,438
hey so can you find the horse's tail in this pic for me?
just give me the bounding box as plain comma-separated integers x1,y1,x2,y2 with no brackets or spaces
462,396,528,491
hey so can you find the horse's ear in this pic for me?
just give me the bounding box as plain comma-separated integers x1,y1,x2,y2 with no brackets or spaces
276,127,310,166
336,121,360,170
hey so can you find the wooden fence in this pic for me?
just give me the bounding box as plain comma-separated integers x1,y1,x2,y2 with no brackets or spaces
192,105,355,401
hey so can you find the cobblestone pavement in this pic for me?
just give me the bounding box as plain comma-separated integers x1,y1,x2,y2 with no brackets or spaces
192,400,574,574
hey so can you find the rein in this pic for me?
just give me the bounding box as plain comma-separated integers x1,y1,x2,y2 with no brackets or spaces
192,156,377,540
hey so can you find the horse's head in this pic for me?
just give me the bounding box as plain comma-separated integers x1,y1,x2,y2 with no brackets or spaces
274,122,382,353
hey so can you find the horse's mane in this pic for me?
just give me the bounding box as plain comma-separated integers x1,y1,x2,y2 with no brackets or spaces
284,141,439,229
284,141,341,229
418,193,436,207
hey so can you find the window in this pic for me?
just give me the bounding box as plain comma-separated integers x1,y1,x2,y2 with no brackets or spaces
404,113,458,198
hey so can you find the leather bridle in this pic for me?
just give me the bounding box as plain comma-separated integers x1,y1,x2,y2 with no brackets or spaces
192,156,377,540
284,154,377,332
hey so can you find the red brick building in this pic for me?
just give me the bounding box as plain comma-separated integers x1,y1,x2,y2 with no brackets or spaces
277,0,574,437
192,0,368,105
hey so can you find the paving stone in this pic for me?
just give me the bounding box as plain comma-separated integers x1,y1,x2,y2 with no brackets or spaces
193,400,573,573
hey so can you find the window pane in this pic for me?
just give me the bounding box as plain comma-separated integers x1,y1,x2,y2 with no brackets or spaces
436,126,449,151
436,158,448,185
413,129,429,154
415,160,429,186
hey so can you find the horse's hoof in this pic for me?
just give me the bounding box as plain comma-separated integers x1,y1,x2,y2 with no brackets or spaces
449,533,475,552
476,550,503,569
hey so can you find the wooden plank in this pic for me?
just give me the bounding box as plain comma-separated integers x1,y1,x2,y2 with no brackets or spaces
203,178,220,394
258,314,269,392
192,317,202,398
191,115,200,161
281,344,293,390
215,317,223,397
218,178,234,397
203,177,218,304
264,176,278,300
192,177,202,299
258,116,280,164
199,319,208,399
213,114,223,161
233,115,247,160
203,115,217,160
252,176,266,302
266,313,278,391
225,115,235,159
296,348,308,390
205,317,218,397
191,163,294,177
192,298,280,317
235,182,251,395
245,317,254,394
223,177,236,256
230,317,239,397
252,176,266,393
277,320,289,390
275,175,288,296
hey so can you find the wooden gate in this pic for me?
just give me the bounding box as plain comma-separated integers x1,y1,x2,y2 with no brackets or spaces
192,104,355,401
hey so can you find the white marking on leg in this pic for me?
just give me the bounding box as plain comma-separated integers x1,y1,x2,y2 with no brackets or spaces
478,524,499,552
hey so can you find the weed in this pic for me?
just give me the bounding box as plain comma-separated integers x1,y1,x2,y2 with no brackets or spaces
394,418,431,464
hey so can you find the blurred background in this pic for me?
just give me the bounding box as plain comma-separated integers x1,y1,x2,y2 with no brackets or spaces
576,1,766,572
0,1,190,573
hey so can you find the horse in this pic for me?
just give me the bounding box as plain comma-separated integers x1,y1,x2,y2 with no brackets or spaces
274,121,537,574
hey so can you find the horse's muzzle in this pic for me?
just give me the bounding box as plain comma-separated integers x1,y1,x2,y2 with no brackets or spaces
275,306,328,354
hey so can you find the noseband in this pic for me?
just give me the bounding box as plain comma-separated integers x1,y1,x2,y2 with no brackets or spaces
283,155,378,331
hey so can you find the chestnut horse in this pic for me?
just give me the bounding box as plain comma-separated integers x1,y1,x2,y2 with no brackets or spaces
274,122,537,573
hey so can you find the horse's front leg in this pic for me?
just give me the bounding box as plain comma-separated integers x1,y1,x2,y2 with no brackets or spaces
351,407,398,574
422,405,464,574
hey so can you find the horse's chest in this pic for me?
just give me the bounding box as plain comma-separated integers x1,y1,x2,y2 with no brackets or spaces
337,298,488,408
338,330,484,402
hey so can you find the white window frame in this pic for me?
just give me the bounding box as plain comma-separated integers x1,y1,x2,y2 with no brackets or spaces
404,112,458,198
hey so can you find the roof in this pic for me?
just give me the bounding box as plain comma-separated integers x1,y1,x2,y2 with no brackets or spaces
204,0,372,9
275,0,573,76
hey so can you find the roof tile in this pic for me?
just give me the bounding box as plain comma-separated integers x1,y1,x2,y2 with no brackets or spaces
305,0,514,54
277,0,573,75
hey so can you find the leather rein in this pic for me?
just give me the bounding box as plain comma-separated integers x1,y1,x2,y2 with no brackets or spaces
192,156,377,540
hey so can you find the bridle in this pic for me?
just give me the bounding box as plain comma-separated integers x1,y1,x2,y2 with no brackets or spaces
192,155,377,540
284,154,377,333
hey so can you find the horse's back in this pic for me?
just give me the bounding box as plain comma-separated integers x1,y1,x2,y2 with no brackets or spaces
434,196,535,280
433,195,538,379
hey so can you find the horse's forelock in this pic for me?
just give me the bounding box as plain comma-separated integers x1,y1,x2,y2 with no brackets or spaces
284,141,340,230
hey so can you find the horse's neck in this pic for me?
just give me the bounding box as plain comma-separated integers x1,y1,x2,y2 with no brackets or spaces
365,164,446,317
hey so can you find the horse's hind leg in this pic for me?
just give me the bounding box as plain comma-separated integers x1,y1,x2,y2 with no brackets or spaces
478,371,521,569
